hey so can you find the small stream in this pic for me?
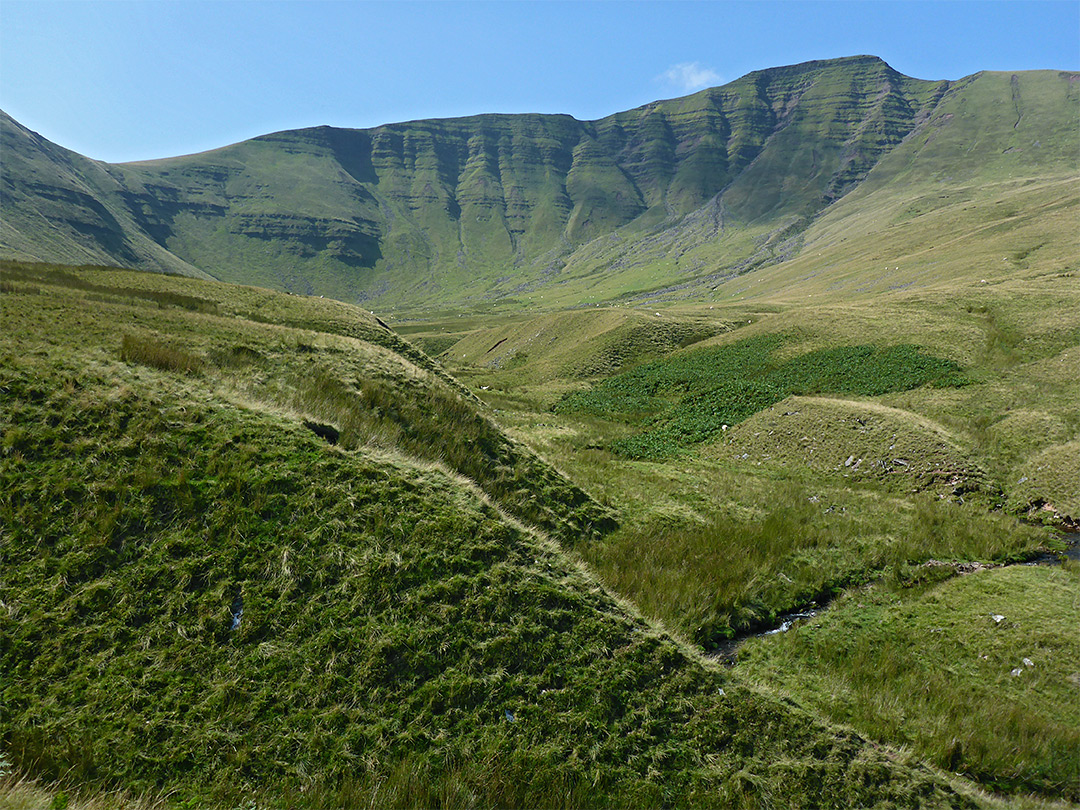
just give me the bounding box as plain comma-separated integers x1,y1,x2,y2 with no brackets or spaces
707,530,1078,666
707,603,827,666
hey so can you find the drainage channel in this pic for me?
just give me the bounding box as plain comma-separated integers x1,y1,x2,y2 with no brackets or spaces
707,531,1077,667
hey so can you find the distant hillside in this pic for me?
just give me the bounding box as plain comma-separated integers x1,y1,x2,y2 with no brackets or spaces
3,56,1076,310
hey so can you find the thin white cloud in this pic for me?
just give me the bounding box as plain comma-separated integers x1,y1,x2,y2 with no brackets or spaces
658,62,722,93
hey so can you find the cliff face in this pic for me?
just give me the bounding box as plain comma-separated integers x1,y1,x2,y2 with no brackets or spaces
2,56,1076,306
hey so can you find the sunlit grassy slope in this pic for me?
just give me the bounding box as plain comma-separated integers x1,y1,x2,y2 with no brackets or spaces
738,565,1080,799
2,262,987,809
429,260,1078,801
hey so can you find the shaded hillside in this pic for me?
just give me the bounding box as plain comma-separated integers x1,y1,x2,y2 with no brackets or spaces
0,115,210,278
4,57,1074,309
0,264,974,808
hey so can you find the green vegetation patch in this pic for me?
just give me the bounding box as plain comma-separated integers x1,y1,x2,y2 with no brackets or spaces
582,480,1046,648
738,565,1080,800
0,360,967,809
555,335,971,458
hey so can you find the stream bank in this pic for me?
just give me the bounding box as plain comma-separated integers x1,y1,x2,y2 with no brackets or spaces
707,530,1078,666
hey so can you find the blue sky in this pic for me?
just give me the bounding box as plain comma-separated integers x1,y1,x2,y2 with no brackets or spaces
2,1,1077,163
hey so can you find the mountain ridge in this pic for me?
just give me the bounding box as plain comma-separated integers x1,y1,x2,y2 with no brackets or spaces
2,55,1076,309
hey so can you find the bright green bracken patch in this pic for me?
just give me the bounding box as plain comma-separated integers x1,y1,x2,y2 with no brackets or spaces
556,334,970,458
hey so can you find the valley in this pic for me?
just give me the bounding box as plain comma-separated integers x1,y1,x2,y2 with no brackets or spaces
2,54,1078,809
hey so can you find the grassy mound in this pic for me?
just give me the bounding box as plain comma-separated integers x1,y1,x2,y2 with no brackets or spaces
1006,440,1080,521
1,266,974,807
708,395,989,499
738,565,1080,800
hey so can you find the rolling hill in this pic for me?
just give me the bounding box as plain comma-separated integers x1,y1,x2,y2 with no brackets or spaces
0,262,992,808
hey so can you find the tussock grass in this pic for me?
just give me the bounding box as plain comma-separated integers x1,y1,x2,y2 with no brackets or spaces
2,261,219,314
3,261,613,547
119,333,204,375
581,479,1045,647
739,566,1080,800
0,359,966,808
0,772,168,810
1,260,978,808
286,366,616,543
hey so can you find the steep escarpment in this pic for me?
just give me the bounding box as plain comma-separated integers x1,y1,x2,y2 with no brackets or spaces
0,112,210,278
2,57,1075,309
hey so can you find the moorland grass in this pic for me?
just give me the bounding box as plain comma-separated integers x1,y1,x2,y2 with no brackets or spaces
737,565,1080,800
0,261,613,546
1,281,972,808
417,272,1077,802
3,259,1074,806
577,476,1048,647
119,333,205,375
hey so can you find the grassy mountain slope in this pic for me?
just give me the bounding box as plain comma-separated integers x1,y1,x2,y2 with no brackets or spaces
0,113,211,279
0,261,612,546
701,70,1079,305
399,306,731,387
5,59,1074,311
1,262,979,808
